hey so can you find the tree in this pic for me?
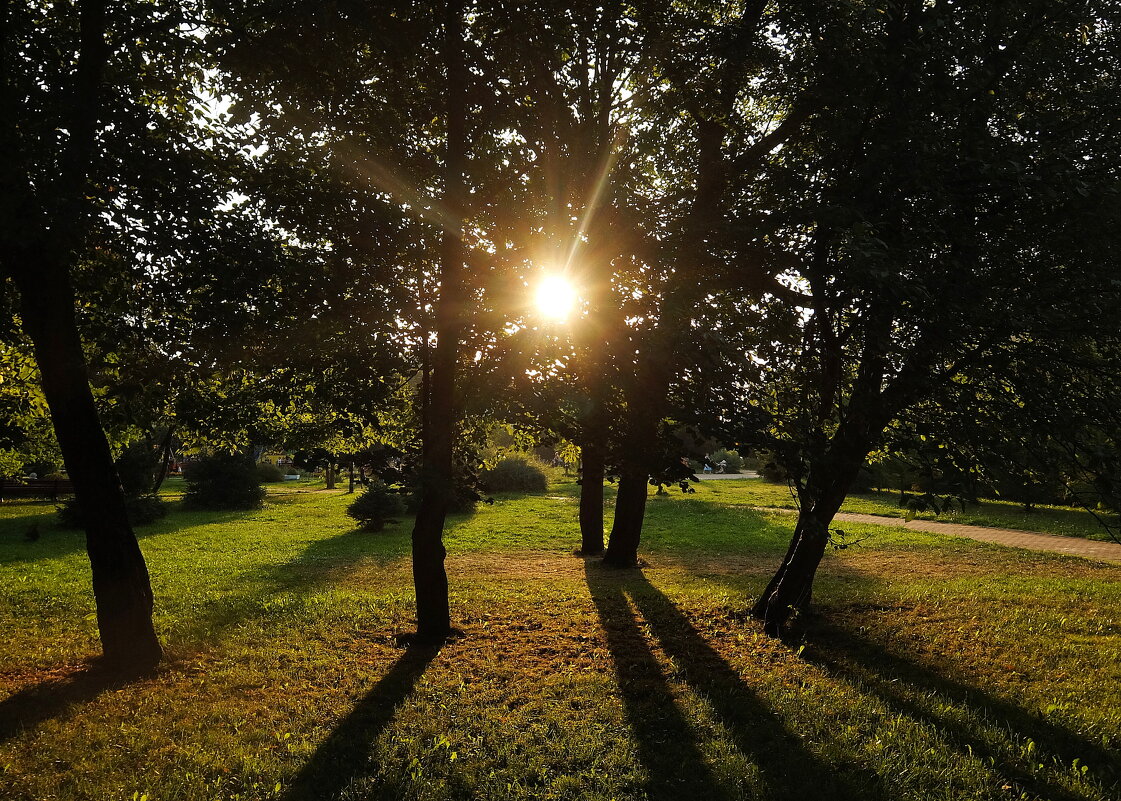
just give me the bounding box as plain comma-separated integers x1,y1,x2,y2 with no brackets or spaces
0,0,166,669
723,0,1121,633
598,0,811,566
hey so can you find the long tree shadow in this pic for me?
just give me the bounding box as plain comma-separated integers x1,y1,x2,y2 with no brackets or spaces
173,522,415,642
279,643,440,801
612,567,878,800
584,561,731,801
804,620,1120,801
0,665,150,746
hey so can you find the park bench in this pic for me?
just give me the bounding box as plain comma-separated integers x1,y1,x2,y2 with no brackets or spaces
0,478,75,502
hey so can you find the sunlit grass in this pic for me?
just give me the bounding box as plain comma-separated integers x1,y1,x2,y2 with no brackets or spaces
699,477,1119,541
1,481,1118,800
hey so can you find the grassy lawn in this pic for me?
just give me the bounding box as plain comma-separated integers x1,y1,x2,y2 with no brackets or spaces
704,478,1120,542
1,482,1119,800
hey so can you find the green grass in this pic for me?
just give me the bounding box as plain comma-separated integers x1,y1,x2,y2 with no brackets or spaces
1,482,1119,800
702,478,1120,542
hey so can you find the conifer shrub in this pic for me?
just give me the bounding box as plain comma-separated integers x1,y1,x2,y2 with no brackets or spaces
346,481,406,531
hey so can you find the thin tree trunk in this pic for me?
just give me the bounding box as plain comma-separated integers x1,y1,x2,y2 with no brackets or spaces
326,464,336,490
150,425,175,494
410,0,466,642
577,437,605,554
13,260,162,670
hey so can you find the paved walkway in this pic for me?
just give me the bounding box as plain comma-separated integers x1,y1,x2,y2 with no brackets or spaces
697,471,760,480
758,507,1121,564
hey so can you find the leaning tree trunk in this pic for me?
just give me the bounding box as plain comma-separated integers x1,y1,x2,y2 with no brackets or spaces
750,505,838,636
0,0,161,670
13,259,163,670
409,0,466,642
751,454,865,636
150,425,176,494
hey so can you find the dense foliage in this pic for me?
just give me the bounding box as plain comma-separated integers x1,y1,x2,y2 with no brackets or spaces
346,481,407,532
183,454,266,511
481,456,549,494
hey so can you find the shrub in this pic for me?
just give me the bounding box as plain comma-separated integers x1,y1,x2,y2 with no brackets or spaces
57,494,168,529
255,461,285,483
709,448,744,474
346,481,406,531
758,451,791,484
480,456,548,493
115,444,160,495
183,453,266,510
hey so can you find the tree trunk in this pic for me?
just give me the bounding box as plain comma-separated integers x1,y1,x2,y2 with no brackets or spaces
12,260,162,670
348,462,355,494
150,426,175,494
750,506,836,636
577,438,605,555
326,464,336,490
603,468,648,567
751,457,863,636
409,0,466,643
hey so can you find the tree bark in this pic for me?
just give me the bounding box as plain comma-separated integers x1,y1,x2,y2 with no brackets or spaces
325,464,336,490
603,467,649,566
0,0,161,670
577,439,605,554
150,426,175,494
12,259,163,670
751,442,868,636
409,0,466,642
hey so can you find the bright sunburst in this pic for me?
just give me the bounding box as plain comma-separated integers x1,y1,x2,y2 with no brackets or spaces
534,275,578,321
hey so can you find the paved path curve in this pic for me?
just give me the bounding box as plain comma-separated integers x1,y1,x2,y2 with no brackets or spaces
758,507,1121,564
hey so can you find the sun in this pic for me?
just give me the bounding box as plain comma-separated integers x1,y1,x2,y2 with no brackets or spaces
534,274,578,321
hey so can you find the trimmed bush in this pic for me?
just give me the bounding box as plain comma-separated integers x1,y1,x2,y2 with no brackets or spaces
481,456,548,493
183,453,266,510
255,461,285,483
346,481,406,531
57,494,168,529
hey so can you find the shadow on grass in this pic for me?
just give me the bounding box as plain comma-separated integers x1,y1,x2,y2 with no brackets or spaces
584,561,730,801
804,621,1120,801
173,523,415,644
587,562,877,800
0,522,415,746
279,643,440,801
0,665,149,745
